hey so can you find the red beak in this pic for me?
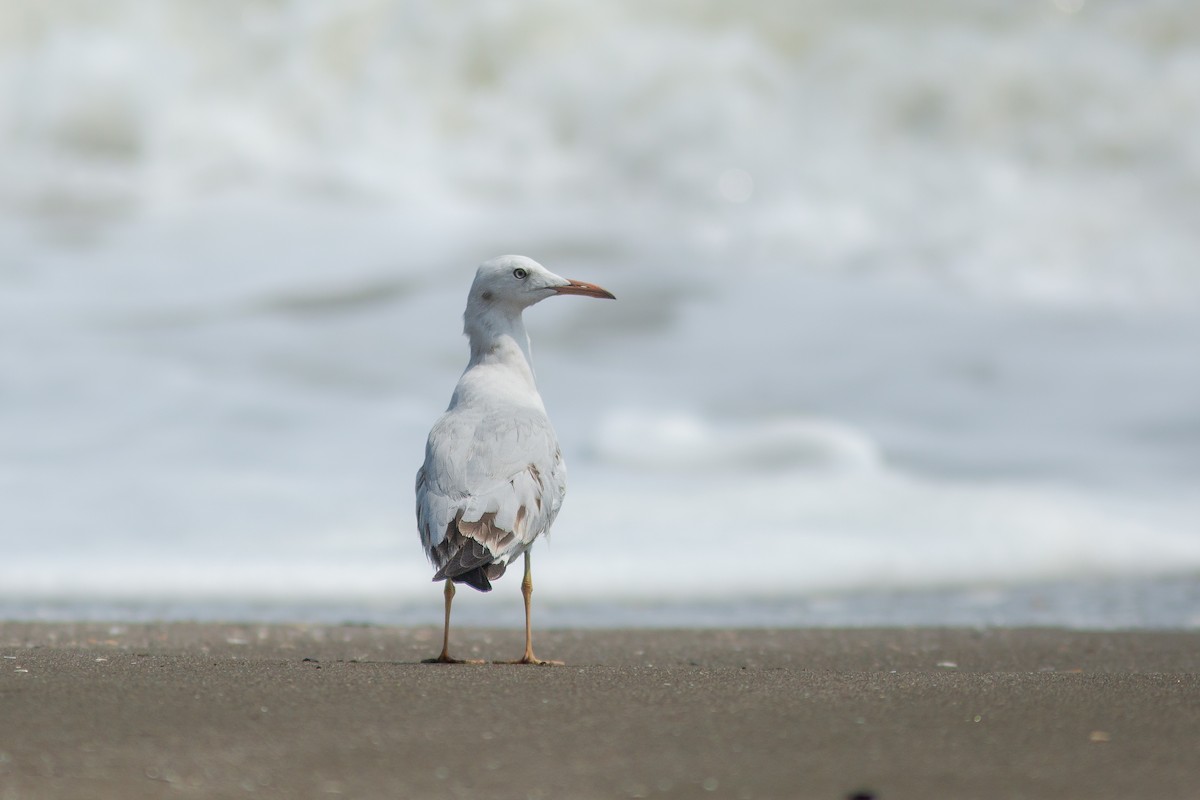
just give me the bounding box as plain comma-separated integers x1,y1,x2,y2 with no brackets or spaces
552,279,616,300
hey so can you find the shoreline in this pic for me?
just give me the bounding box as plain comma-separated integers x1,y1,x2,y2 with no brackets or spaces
3,624,1198,799
3,573,1199,630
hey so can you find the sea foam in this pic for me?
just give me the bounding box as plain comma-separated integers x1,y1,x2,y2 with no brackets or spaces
1,0,1198,625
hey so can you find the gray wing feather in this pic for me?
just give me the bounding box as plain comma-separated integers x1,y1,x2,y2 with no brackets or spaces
416,405,566,579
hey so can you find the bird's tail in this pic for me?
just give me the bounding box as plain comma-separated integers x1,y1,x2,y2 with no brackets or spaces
430,513,513,592
433,561,508,592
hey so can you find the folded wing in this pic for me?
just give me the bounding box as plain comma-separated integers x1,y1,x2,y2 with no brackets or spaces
416,406,566,591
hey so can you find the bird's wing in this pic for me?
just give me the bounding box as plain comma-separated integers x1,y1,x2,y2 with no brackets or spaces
416,405,566,574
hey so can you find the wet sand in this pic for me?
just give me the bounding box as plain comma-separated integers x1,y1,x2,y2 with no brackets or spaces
1,623,1197,799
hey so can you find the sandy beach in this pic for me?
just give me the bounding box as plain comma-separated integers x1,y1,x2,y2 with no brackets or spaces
1,624,1197,799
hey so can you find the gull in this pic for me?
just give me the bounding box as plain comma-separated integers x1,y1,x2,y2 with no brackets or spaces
416,255,615,664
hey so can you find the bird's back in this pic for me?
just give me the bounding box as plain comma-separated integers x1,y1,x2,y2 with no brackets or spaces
416,390,566,591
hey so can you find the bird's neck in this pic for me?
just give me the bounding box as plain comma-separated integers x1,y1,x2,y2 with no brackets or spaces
464,306,536,379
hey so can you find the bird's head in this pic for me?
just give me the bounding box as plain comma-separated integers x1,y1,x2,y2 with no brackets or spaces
467,255,615,314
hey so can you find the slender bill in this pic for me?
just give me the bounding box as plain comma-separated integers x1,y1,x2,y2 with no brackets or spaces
553,279,616,300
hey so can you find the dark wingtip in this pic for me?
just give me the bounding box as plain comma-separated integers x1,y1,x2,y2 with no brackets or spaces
429,514,510,593
451,568,493,592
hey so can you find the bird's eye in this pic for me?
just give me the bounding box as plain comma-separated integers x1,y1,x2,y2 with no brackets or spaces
513,268,528,280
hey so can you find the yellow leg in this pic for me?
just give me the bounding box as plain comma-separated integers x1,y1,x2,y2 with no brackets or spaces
423,579,481,664
499,551,562,666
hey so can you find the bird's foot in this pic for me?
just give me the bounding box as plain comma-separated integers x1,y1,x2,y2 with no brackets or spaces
495,655,564,666
422,654,485,665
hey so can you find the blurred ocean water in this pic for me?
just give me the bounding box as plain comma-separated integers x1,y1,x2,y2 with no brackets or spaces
1,0,1198,626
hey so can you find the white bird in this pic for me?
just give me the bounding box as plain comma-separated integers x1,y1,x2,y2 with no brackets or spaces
416,255,615,664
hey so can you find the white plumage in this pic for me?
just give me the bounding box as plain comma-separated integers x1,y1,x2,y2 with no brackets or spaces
416,255,614,664
417,406,565,589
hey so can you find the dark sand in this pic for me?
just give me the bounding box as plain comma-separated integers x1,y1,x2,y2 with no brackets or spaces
1,624,1198,799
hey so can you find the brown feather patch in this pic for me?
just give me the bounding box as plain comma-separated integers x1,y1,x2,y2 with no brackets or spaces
456,511,515,552
430,510,517,592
